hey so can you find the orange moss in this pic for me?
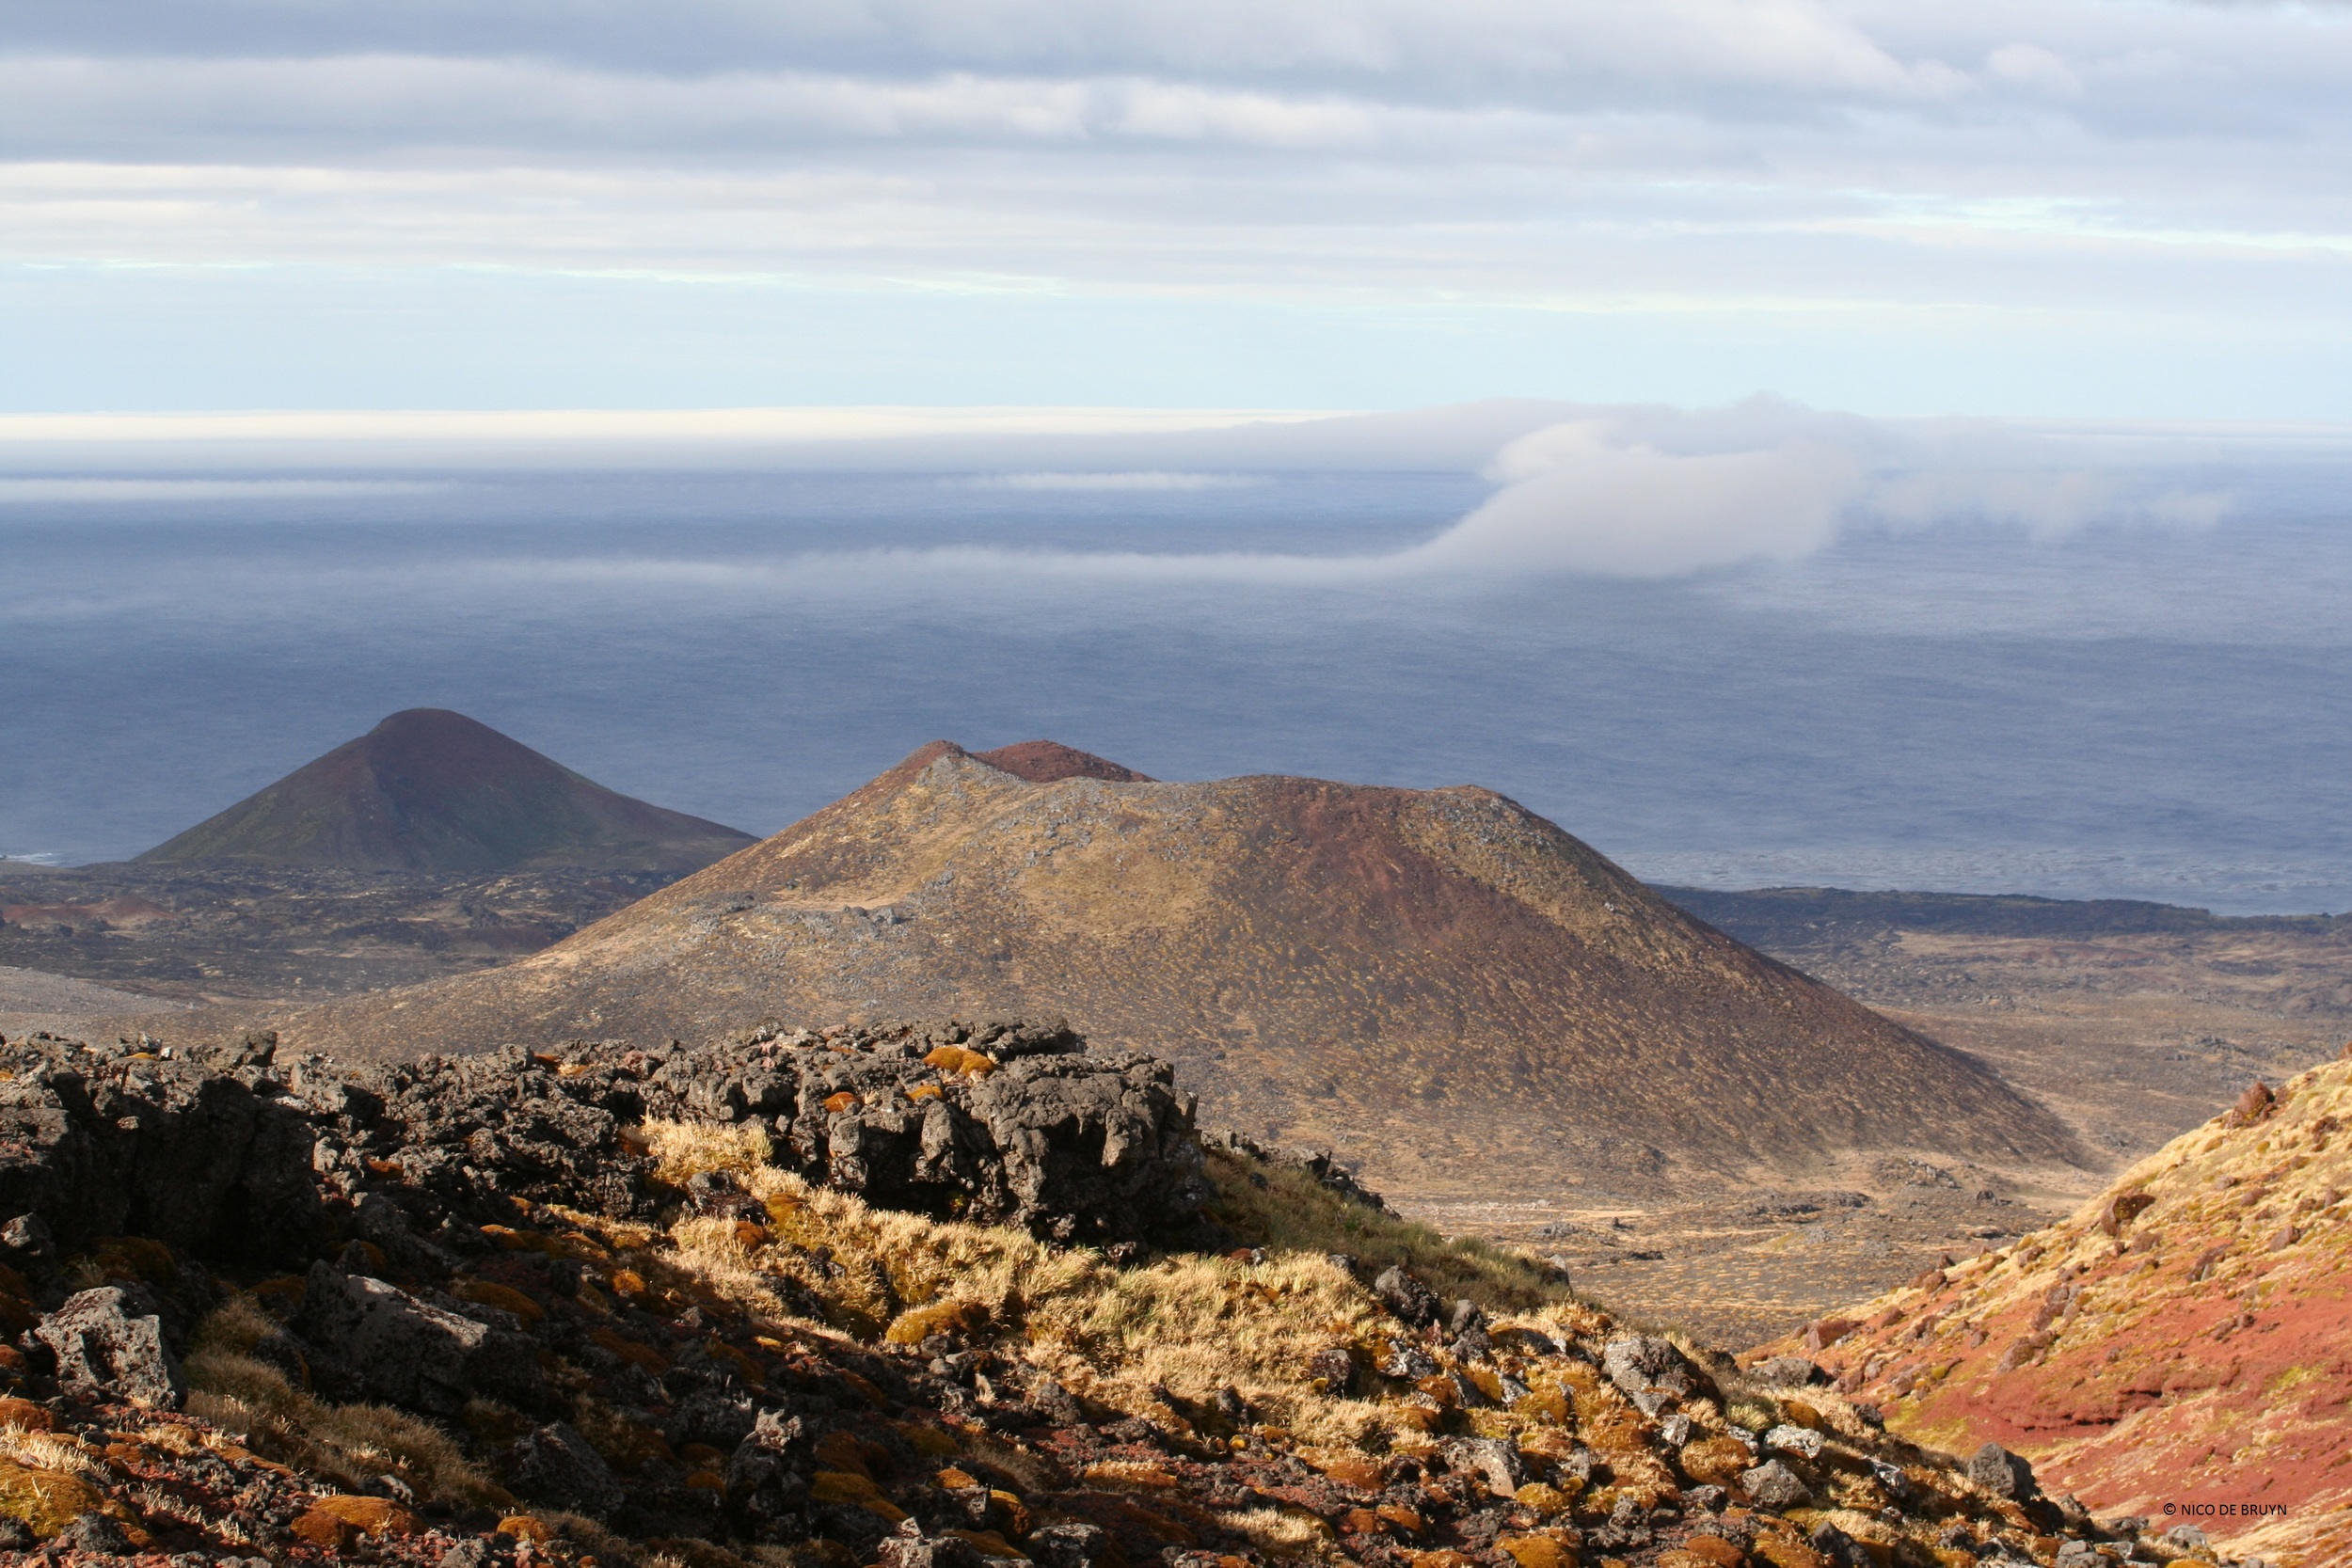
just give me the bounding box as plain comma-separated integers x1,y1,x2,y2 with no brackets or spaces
0,1460,106,1538
590,1327,669,1373
0,1398,51,1432
453,1279,547,1323
1496,1534,1571,1568
885,1300,988,1345
810,1469,909,1522
308,1494,418,1536
290,1511,358,1549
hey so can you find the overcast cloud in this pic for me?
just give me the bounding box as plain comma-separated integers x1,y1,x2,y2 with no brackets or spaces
7,1,2352,411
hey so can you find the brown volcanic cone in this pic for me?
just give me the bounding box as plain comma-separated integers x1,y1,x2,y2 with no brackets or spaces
1772,1057,2352,1565
972,739,1154,784
139,708,756,874
293,740,2078,1196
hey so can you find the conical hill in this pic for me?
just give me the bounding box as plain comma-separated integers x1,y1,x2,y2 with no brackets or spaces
290,740,2080,1196
139,708,755,874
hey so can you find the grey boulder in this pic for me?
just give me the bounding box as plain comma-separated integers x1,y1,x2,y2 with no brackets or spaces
1027,1522,1108,1568
35,1286,185,1409
511,1420,625,1516
1440,1435,1527,1497
293,1260,542,1416
1372,1266,1441,1326
1967,1441,2039,1500
1740,1459,1812,1510
1604,1333,1703,1417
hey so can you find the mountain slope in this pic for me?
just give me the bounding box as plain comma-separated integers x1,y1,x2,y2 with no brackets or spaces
292,740,2080,1197
139,708,755,874
1764,1053,2352,1566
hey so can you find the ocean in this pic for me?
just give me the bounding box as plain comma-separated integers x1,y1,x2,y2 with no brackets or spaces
7,462,2352,914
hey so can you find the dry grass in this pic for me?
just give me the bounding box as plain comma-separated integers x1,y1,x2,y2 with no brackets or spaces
182,1298,510,1511
644,1119,774,1184
77,1117,2008,1568
0,1427,108,1482
631,1121,1581,1452
1200,1149,1570,1312
1221,1504,1340,1561
138,1117,1574,1547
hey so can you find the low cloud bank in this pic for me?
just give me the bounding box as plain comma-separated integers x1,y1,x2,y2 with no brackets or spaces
0,397,2282,580
1396,400,2241,578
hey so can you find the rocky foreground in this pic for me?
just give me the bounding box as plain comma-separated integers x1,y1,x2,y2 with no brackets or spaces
0,1022,2158,1567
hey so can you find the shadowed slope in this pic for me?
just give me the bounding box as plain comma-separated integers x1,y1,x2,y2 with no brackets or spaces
1770,1055,2352,1566
139,709,756,874
294,740,2080,1196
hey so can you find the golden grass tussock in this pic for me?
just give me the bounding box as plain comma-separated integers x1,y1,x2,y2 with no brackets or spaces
182,1305,511,1512
643,1119,774,1185
0,1426,108,1485
0,1421,156,1544
161,1116,1832,1561
635,1120,1579,1454
1221,1504,1340,1560
1199,1150,1565,1313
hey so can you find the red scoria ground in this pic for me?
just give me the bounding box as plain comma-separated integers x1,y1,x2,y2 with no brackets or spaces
1753,1051,2352,1567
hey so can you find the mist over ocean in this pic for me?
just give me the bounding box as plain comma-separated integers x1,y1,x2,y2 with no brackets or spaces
8,461,2352,915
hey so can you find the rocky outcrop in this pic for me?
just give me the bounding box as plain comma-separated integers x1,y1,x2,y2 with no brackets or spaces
0,1024,2129,1568
611,1019,1208,1244
0,1018,1209,1258
0,1032,326,1262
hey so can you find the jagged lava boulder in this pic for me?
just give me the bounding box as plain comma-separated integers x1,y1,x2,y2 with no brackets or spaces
0,1032,328,1263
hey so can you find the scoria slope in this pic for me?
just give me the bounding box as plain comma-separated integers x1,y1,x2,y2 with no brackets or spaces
140,708,756,874
293,741,2078,1198
1760,1052,2352,1567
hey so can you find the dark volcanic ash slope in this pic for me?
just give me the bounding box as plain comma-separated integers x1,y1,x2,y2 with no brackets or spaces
139,708,757,875
292,742,2081,1197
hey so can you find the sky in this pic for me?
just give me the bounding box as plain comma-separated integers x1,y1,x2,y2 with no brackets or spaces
9,0,2352,415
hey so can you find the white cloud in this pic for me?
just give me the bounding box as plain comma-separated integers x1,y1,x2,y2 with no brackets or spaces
1863,468,2233,539
1401,419,1863,575
1985,43,2083,98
